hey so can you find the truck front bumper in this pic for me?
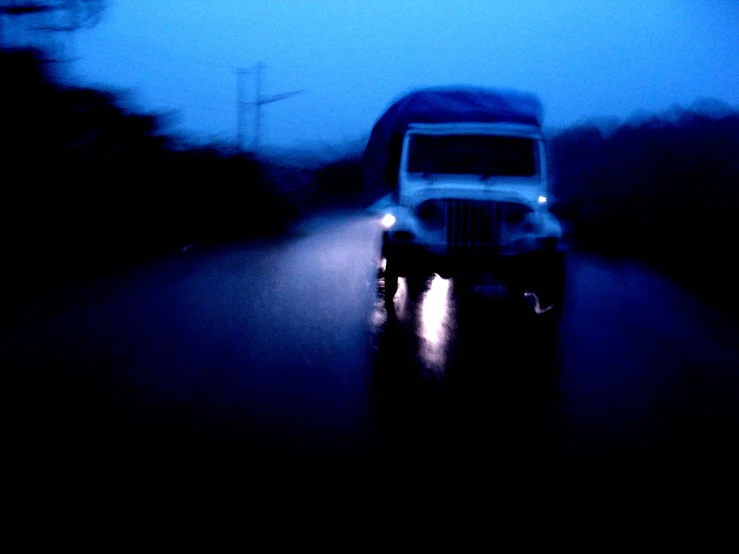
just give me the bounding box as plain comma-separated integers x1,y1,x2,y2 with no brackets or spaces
384,240,560,277
382,240,565,307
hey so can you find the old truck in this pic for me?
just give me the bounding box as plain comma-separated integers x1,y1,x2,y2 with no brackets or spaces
364,86,565,317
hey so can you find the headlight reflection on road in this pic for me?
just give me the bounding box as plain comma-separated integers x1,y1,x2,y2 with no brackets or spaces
371,267,407,329
394,277,408,317
419,274,453,372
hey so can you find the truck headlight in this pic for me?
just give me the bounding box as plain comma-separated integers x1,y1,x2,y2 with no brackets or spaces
381,214,396,228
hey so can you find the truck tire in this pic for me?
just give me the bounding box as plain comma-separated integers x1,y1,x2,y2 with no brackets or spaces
536,251,566,317
405,272,429,300
525,252,566,343
384,255,399,312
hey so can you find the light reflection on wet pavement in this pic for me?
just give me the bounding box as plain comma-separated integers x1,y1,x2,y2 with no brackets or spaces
373,273,455,375
3,212,739,475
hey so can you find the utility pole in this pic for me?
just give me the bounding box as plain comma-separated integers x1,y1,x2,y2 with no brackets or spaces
236,66,249,151
254,62,264,150
235,62,305,152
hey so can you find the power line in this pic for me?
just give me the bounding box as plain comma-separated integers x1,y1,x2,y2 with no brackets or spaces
236,62,306,151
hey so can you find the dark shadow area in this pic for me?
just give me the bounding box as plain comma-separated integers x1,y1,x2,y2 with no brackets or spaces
445,292,562,461
369,254,739,466
370,269,562,466
549,103,739,319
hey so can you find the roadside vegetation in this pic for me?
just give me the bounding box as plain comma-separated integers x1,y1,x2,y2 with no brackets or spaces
548,106,739,315
1,48,362,305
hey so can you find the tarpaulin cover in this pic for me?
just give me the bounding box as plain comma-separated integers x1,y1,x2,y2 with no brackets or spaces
362,86,543,190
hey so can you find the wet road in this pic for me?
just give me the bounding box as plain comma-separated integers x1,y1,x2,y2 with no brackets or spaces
3,212,739,476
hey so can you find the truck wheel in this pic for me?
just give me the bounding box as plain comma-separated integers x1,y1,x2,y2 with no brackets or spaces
535,252,566,318
524,253,566,342
384,256,399,312
405,272,428,300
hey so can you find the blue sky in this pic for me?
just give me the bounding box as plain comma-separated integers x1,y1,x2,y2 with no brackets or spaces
66,0,739,152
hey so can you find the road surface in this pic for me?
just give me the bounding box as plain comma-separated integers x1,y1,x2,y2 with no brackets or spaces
3,212,739,480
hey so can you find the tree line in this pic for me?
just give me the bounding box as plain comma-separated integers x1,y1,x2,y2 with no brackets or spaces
1,48,300,302
548,105,739,311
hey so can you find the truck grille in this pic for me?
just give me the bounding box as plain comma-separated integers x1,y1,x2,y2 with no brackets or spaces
445,199,503,253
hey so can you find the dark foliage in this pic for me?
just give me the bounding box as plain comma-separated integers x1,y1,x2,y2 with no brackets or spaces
0,0,106,31
304,152,374,209
549,106,739,311
1,48,295,303
259,148,384,219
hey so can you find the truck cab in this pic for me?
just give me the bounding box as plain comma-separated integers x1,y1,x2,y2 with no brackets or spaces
365,87,565,316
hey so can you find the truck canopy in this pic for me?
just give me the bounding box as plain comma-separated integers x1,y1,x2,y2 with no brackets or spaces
362,86,543,192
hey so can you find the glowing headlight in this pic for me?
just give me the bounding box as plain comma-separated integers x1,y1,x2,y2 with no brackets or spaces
538,196,547,205
381,214,396,228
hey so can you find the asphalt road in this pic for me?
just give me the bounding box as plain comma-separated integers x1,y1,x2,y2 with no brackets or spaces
3,211,739,479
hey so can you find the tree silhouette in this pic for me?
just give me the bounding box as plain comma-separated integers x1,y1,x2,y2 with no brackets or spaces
0,1,106,52
1,47,298,309
549,105,739,314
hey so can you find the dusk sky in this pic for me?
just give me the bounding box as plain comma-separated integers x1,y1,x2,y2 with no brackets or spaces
66,0,739,153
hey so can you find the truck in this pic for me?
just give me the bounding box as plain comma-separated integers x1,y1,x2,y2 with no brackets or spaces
364,86,565,318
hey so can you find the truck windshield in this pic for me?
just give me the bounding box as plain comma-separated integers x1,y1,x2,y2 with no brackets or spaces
406,134,537,177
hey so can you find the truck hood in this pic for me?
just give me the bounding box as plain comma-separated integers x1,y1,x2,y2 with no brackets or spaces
400,178,549,210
